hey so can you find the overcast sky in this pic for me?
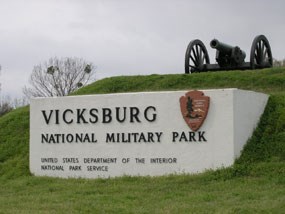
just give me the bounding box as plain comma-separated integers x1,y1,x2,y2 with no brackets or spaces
0,0,284,99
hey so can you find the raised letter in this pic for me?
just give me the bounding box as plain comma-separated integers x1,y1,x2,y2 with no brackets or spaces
172,132,179,142
55,110,60,124
179,132,187,142
75,133,83,142
130,107,141,123
89,108,98,123
144,106,157,122
66,134,74,143
63,109,73,124
116,107,126,123
198,131,207,142
106,133,115,142
77,109,88,124
155,132,163,142
189,132,196,142
102,108,112,123
41,110,53,124
41,134,49,143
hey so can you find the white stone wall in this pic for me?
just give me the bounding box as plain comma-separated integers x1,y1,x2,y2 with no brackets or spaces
30,89,268,178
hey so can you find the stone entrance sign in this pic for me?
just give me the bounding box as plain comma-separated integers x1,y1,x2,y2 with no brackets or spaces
30,89,268,178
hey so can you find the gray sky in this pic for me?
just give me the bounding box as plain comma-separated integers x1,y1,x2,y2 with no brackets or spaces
0,0,284,98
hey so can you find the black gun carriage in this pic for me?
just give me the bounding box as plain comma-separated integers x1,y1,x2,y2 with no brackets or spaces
185,35,273,73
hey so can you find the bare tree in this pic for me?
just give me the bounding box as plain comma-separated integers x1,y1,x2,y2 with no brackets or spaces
0,96,13,117
23,57,95,98
12,96,29,108
0,102,13,116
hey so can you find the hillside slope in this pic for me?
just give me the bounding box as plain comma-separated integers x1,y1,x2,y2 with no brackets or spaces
0,67,285,213
1,68,284,178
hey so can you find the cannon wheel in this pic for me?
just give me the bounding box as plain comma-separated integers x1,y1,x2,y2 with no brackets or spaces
250,35,273,69
185,39,210,74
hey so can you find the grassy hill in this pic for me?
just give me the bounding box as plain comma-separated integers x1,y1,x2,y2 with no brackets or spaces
0,68,285,213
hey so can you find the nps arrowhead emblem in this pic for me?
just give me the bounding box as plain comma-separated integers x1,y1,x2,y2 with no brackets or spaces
179,90,210,131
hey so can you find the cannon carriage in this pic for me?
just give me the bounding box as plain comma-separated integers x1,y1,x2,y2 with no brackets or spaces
185,35,273,73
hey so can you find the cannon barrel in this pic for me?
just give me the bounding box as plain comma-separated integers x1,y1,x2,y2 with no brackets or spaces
210,39,235,54
210,39,246,67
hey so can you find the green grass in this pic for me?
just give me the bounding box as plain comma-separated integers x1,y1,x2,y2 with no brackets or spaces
1,68,285,213
73,67,285,95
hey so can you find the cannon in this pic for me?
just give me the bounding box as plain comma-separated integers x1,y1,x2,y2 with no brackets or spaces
185,35,273,73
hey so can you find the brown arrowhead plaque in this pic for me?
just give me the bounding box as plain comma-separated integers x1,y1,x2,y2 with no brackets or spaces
179,90,210,131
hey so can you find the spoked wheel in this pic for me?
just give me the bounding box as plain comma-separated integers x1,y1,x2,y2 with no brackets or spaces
185,39,210,74
250,35,273,69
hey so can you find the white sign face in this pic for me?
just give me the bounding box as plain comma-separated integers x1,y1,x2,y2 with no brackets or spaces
30,89,268,178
